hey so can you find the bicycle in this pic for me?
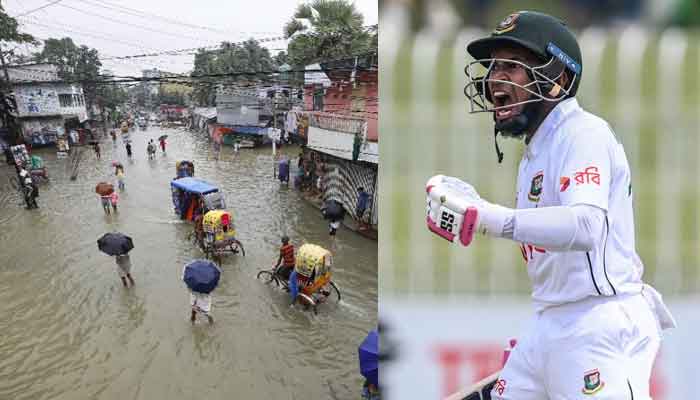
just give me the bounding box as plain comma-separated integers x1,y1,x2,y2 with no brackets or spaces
187,231,245,261
256,267,341,313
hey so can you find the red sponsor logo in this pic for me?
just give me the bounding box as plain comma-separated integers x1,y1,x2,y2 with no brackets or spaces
434,344,503,398
560,176,571,192
574,166,601,185
431,344,667,399
520,243,546,262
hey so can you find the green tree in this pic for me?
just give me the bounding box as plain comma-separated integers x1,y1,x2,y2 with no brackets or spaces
274,51,289,67
669,0,700,27
95,83,128,113
191,48,217,107
157,82,192,106
283,0,376,68
190,39,275,107
0,4,37,142
35,37,102,114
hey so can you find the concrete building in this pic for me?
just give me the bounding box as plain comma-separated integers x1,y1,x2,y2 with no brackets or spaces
297,54,379,229
7,63,88,146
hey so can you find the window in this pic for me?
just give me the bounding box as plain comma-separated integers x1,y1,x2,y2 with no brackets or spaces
59,94,72,107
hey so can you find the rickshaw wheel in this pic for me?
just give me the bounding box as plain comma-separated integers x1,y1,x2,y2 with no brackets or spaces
325,281,341,303
256,270,279,286
230,241,245,256
297,293,317,315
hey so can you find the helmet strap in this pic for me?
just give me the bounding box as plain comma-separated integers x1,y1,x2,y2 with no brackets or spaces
492,100,544,162
493,126,504,163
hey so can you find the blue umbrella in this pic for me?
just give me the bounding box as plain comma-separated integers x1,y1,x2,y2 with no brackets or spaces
359,329,379,386
183,259,221,294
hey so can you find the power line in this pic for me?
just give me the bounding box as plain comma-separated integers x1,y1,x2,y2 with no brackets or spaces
14,0,64,17
17,18,186,71
96,25,377,61
72,0,280,38
99,36,289,61
18,16,159,52
55,2,223,43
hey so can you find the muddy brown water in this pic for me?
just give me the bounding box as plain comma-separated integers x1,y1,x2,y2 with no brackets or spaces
0,127,377,400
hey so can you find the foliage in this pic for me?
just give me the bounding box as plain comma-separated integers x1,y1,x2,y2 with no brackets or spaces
669,0,700,27
0,4,36,142
0,5,36,45
157,82,192,106
95,84,128,112
190,39,276,106
283,0,376,68
274,51,289,67
35,37,102,113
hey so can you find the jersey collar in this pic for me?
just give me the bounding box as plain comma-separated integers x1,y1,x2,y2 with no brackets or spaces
525,98,580,159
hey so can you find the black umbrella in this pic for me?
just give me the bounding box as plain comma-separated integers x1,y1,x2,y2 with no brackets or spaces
158,134,168,141
97,232,134,256
321,199,345,220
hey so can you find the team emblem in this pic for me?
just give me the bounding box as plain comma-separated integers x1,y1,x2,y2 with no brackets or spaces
582,369,605,395
528,171,544,202
494,13,520,34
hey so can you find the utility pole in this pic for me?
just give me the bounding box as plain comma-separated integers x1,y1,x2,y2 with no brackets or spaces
0,43,20,145
0,44,12,85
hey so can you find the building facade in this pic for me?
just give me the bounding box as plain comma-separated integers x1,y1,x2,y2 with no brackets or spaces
298,54,379,228
7,63,88,146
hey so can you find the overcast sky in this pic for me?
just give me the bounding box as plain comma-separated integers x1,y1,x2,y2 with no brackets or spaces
3,0,377,76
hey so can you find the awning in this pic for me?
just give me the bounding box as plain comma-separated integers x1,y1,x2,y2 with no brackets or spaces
170,177,219,195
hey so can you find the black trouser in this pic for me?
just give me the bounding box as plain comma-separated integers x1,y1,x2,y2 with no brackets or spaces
24,186,38,208
277,265,293,281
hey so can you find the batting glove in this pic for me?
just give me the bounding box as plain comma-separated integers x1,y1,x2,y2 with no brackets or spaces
426,175,513,246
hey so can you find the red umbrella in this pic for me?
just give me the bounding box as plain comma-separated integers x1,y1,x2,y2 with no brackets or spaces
95,182,114,196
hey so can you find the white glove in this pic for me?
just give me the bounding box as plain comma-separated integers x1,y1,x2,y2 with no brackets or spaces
425,175,512,246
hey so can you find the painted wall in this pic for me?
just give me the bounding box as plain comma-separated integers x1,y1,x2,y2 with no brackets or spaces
303,70,378,141
318,155,378,226
14,83,87,119
20,117,64,145
14,86,60,116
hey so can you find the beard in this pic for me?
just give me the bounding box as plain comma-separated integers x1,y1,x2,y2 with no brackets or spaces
493,100,544,140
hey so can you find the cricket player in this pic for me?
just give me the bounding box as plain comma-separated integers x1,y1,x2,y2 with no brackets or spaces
425,11,676,400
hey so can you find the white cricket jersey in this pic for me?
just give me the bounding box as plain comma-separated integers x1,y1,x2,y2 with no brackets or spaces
515,98,644,311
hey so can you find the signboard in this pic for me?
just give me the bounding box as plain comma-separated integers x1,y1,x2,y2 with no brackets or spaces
307,126,378,164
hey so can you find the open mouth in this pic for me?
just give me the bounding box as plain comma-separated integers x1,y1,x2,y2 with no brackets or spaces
491,90,520,121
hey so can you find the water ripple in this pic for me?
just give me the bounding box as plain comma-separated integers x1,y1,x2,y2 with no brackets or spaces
0,127,376,400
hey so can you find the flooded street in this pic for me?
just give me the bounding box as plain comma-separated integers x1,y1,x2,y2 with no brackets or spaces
0,127,377,400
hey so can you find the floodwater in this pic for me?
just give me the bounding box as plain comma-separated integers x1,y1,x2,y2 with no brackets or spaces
0,126,377,400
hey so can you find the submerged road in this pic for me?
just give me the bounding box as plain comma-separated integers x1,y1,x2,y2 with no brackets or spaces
0,126,377,400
